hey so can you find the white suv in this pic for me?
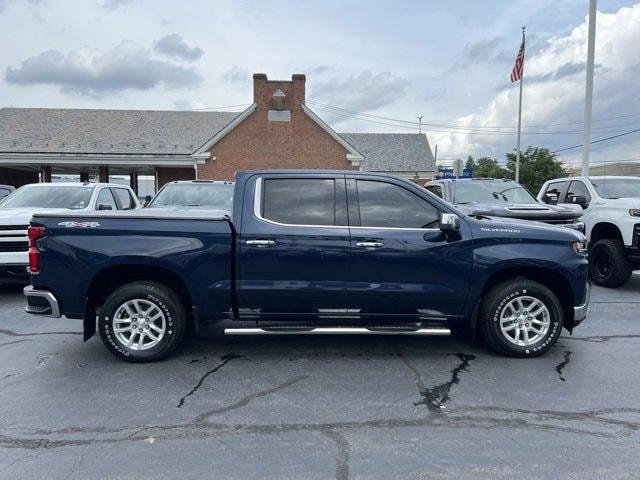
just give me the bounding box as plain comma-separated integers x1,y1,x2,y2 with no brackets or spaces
0,182,139,286
537,176,640,287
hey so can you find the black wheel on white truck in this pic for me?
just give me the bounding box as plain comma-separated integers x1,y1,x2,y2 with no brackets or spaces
98,281,187,362
479,279,563,357
588,239,632,288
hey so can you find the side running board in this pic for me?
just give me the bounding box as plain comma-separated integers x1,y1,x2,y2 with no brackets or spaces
223,327,451,336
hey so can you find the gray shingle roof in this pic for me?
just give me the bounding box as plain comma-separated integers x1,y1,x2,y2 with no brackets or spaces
0,108,241,155
0,108,436,174
339,133,435,173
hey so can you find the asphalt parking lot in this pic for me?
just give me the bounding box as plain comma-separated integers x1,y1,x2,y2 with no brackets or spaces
0,278,639,479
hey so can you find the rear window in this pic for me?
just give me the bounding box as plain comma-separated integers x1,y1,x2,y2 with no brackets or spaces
262,178,335,226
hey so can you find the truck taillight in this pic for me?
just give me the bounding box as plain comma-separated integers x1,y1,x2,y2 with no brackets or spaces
27,225,46,274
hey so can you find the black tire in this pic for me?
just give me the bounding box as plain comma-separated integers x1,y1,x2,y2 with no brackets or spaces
479,279,563,358
98,281,187,362
588,239,632,288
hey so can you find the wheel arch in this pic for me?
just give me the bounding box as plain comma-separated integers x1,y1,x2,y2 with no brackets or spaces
590,221,623,245
472,266,575,335
86,264,193,317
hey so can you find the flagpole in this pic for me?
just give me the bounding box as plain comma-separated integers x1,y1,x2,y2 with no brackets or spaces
515,26,525,183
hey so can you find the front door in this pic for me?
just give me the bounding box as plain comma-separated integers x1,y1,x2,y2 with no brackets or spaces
347,176,473,320
238,174,350,320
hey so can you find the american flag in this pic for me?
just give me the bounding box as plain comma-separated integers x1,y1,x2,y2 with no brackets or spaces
510,31,525,82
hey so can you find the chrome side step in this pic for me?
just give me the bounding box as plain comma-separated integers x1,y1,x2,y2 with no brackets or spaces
224,327,451,336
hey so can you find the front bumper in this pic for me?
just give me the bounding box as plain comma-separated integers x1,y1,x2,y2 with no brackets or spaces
24,285,61,318
0,264,29,286
573,282,591,326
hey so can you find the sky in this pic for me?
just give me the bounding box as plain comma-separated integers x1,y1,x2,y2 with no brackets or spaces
0,0,638,170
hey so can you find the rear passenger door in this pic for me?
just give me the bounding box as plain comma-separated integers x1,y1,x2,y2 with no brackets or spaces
238,174,350,319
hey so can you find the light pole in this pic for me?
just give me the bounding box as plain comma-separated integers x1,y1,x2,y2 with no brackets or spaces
581,0,597,176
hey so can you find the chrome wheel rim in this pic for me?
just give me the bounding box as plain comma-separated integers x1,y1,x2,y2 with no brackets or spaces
112,299,166,351
499,295,550,347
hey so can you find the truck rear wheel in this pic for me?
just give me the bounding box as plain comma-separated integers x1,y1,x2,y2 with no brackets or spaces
479,280,563,357
589,239,632,288
98,281,187,362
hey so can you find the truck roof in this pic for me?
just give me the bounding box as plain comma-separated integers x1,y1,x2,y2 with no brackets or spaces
17,182,113,188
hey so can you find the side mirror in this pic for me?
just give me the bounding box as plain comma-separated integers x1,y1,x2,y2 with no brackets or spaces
569,195,589,209
143,195,152,207
544,193,558,205
97,204,113,211
440,213,460,232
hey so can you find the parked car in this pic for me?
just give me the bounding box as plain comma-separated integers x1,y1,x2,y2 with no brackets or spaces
0,182,139,286
538,175,640,287
146,180,234,210
24,170,589,362
0,184,14,202
425,178,584,232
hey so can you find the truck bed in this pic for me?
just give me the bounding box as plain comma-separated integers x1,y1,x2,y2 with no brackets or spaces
30,210,234,322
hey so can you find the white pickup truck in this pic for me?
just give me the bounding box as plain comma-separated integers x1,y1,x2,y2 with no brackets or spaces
537,176,640,287
0,182,139,286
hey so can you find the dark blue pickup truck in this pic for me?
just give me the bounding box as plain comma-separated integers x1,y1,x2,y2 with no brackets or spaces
24,170,590,362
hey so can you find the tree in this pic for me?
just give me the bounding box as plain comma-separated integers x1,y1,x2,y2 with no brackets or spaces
505,146,567,194
473,156,509,179
465,155,476,170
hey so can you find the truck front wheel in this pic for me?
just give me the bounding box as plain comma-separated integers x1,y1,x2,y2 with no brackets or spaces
589,239,632,288
479,280,563,357
98,281,187,362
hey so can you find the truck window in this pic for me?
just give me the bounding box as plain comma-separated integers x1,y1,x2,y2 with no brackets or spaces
542,181,567,203
425,185,443,198
356,180,439,229
565,181,591,203
96,188,118,210
262,178,335,226
112,188,135,210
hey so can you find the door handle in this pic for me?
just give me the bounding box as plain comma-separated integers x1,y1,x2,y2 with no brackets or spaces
355,241,384,249
244,239,276,247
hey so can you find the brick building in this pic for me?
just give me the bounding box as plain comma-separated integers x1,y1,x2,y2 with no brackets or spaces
0,73,435,192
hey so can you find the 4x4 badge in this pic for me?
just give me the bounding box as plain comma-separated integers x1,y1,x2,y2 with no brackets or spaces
57,221,101,228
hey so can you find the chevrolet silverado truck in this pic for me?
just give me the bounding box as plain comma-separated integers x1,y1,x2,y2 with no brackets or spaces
24,170,590,362
425,178,584,232
538,175,640,287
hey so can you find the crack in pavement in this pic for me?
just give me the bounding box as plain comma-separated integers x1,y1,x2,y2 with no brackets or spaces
321,430,350,480
177,353,243,408
0,328,82,337
401,351,475,412
1,406,639,451
193,375,308,421
555,351,572,382
565,334,640,343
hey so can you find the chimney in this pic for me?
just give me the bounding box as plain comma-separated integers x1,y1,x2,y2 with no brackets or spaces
252,73,306,111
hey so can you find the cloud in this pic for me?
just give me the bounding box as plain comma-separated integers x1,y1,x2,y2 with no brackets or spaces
222,65,249,85
463,37,503,63
5,41,202,96
102,0,133,11
309,70,409,124
173,99,207,110
430,3,640,167
153,33,203,62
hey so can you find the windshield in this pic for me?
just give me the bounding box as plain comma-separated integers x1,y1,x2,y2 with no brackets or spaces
590,178,640,199
0,185,94,209
149,183,234,209
452,180,537,204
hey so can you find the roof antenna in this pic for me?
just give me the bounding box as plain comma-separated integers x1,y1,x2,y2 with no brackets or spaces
417,115,423,134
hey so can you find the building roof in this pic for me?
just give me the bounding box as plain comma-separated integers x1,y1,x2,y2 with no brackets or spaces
0,107,436,174
0,108,241,155
339,133,435,173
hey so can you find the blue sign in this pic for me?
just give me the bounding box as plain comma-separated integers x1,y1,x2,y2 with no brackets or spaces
462,168,473,178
